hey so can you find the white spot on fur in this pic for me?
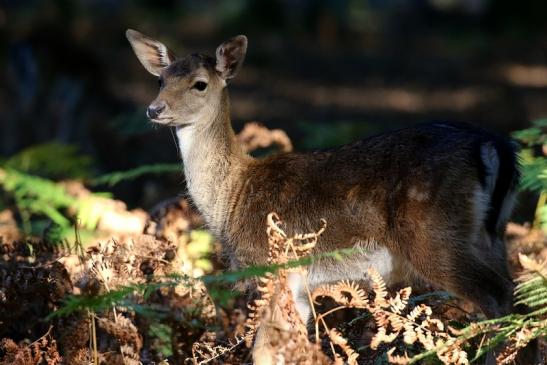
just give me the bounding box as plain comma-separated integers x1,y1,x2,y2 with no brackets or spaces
408,186,429,201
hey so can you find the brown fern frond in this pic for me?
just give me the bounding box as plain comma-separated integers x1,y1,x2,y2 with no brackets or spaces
327,328,359,365
517,253,547,278
389,287,412,314
191,336,244,365
369,268,389,308
437,341,469,365
332,280,369,307
370,326,399,349
387,347,410,364
97,315,142,350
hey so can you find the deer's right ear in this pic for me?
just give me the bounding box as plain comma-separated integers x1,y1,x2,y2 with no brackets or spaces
126,29,176,76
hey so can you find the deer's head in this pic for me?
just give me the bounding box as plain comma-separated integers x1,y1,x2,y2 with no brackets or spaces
126,29,247,127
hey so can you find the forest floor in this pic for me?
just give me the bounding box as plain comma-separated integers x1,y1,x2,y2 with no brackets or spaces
0,190,546,364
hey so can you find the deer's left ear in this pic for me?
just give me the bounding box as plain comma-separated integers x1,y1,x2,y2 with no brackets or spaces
215,35,247,80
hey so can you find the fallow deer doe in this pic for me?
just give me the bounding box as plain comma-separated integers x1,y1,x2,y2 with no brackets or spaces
126,30,537,364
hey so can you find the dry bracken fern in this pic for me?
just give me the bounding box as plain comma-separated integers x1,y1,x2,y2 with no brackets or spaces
190,212,484,365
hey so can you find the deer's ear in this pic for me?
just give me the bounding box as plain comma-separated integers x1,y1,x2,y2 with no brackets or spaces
215,35,247,80
126,29,176,76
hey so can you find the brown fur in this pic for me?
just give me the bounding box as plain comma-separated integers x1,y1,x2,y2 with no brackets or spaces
126,30,539,364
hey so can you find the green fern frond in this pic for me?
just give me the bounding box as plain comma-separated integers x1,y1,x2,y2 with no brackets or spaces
513,119,547,231
0,168,106,232
538,203,547,231
0,168,76,227
512,118,547,146
3,142,94,179
519,157,547,193
90,163,181,187
515,254,547,309
48,284,141,319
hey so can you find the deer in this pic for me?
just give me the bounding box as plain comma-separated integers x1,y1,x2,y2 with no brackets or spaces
126,29,538,364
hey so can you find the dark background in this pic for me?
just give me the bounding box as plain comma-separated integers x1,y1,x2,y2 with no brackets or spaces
2,0,547,212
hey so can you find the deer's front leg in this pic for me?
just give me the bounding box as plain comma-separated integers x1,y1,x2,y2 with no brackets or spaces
287,270,312,325
252,271,312,365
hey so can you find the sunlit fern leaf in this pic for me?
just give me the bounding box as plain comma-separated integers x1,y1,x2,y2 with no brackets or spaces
539,204,547,231
512,127,545,147
3,142,94,179
0,168,76,227
512,118,547,146
514,254,547,309
0,168,105,232
513,119,547,194
518,157,547,193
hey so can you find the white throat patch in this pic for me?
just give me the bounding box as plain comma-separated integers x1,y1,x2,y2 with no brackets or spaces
176,125,196,162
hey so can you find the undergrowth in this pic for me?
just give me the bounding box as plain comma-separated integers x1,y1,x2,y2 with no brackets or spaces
513,118,547,232
0,122,545,364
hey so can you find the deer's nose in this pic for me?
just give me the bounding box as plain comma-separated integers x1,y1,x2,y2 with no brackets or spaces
147,102,166,119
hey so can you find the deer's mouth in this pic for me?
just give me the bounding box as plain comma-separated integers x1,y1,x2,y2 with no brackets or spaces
149,117,175,126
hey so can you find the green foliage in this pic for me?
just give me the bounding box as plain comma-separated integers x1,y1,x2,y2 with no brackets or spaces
187,230,215,273
513,118,547,193
90,163,181,187
0,168,76,227
518,155,547,193
2,142,94,180
0,142,101,235
148,323,173,357
49,284,147,319
514,259,547,310
512,118,547,147
0,139,181,237
0,168,108,235
512,119,547,231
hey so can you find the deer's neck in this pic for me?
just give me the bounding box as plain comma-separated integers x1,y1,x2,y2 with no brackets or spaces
176,90,247,234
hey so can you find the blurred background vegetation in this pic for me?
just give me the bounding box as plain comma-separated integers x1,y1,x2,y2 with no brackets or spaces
1,0,547,220
1,2,547,363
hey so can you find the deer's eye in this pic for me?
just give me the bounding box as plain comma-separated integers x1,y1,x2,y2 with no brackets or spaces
192,81,208,91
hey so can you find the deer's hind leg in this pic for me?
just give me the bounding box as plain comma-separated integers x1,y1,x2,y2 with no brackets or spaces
404,238,514,319
398,238,512,365
400,219,541,364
